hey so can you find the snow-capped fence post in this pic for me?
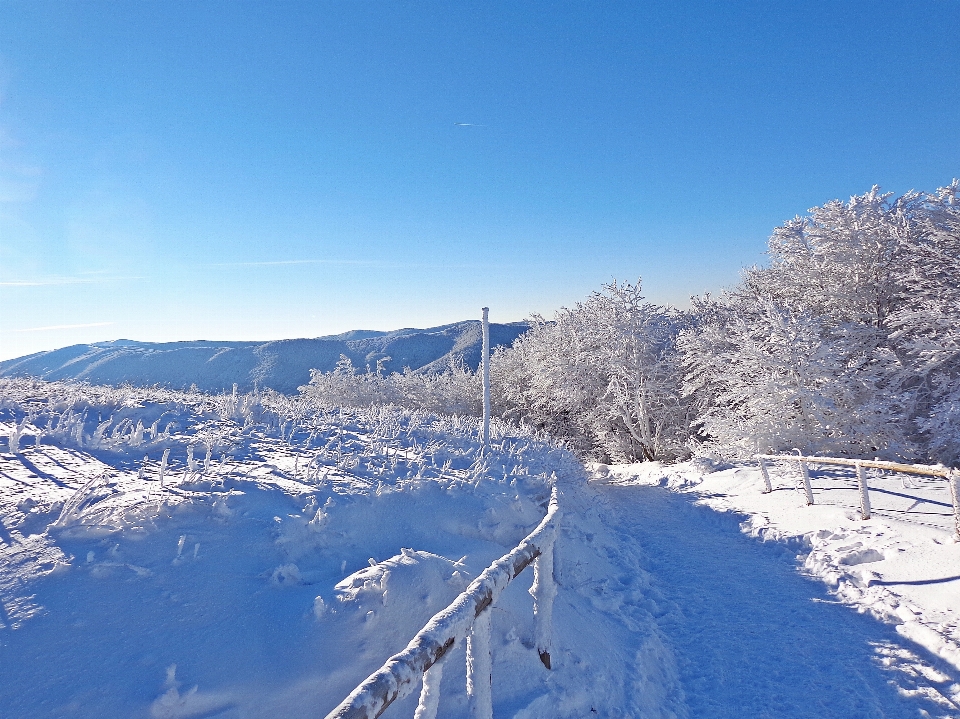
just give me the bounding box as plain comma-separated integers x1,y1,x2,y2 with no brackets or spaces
481,307,491,448
758,457,773,494
854,460,871,520
466,609,493,719
325,486,561,719
529,530,557,669
758,454,960,535
799,460,814,505
413,656,445,719
950,469,960,541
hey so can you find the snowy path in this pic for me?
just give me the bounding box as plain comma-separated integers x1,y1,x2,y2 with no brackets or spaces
592,481,960,718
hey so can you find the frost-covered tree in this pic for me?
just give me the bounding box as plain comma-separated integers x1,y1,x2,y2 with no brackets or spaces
888,180,960,464
751,186,918,334
681,296,909,458
680,186,927,460
492,281,693,462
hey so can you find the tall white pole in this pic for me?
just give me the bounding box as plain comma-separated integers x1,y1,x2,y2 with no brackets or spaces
481,307,491,447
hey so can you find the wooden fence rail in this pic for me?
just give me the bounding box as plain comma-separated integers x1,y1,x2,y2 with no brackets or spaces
755,453,960,539
325,485,561,719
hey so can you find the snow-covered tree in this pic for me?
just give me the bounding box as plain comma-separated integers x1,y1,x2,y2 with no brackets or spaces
680,186,926,460
493,281,693,462
681,296,909,458
888,180,960,464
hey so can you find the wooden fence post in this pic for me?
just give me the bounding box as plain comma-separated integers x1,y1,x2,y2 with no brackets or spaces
799,460,814,505
466,609,493,719
758,458,772,494
530,536,557,669
949,469,960,542
413,655,445,719
855,460,871,520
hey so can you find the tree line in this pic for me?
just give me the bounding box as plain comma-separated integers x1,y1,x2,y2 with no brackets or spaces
301,181,960,466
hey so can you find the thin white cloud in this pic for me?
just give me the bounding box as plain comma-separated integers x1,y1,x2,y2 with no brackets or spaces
0,276,141,287
211,259,374,267
210,259,484,270
0,279,87,287
14,322,114,333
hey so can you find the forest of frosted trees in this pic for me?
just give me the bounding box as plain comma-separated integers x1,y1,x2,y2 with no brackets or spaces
301,181,960,466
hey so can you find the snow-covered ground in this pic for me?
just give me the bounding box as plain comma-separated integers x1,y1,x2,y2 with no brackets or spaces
596,460,960,715
2,379,959,718
0,381,678,718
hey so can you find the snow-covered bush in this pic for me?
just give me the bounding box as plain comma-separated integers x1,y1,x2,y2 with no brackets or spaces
297,355,481,416
491,281,694,463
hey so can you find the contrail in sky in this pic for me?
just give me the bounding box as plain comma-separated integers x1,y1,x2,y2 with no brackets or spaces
14,322,114,332
210,259,486,270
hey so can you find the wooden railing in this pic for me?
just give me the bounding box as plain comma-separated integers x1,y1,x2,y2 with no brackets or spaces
325,486,561,719
755,453,960,539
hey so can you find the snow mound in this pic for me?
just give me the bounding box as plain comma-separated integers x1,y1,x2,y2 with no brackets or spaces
335,548,471,613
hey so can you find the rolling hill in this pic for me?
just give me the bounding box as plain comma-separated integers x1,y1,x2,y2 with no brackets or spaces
0,320,529,394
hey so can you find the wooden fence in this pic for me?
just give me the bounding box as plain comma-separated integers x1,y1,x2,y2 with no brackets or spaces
325,486,561,719
755,453,960,539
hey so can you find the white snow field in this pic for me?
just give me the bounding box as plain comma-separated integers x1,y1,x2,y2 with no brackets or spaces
1,379,958,718
596,460,960,717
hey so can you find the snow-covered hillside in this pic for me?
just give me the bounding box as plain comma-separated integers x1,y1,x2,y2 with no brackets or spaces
0,321,530,394
1,378,958,718
0,378,668,718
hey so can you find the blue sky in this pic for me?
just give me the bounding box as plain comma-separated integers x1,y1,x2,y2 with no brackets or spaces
1,0,958,360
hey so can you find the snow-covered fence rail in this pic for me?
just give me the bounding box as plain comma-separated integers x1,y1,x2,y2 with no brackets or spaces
325,486,561,719
755,454,960,538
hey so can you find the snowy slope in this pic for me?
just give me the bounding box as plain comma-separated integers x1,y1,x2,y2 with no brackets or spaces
2,378,958,718
0,379,683,719
0,321,530,394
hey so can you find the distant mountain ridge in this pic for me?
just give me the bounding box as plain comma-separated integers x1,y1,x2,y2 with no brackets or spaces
0,321,530,394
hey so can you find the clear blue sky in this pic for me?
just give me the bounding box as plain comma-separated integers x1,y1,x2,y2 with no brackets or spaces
1,0,958,360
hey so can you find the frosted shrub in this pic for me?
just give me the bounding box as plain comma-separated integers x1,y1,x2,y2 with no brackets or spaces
298,355,481,416
491,281,695,463
299,355,395,408
7,417,28,454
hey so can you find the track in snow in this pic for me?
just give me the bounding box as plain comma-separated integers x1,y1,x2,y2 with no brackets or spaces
592,481,960,719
